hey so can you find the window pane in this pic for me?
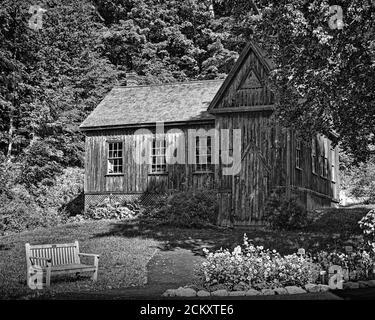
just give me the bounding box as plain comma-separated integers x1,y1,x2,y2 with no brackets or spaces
151,137,166,173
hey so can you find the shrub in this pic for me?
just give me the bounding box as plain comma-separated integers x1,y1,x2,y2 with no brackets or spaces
340,155,375,203
196,234,320,291
33,167,84,216
0,167,84,234
18,138,64,187
141,190,219,228
314,249,374,281
84,197,142,221
264,192,307,230
358,209,375,252
308,207,365,235
0,194,62,234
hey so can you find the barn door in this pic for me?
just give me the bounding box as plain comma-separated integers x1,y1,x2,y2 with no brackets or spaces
231,151,254,225
231,142,270,226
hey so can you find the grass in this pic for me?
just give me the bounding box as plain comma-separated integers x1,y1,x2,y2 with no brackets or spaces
0,205,373,299
93,205,374,256
0,220,159,299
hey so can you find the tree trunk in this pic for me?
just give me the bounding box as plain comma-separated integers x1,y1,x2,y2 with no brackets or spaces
6,115,14,163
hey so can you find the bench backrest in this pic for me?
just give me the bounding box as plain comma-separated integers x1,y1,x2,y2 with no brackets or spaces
25,241,80,267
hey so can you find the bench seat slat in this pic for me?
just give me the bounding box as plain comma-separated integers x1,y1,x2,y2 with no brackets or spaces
52,264,96,272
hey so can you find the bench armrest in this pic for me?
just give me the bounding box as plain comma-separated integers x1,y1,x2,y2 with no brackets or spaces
78,253,100,258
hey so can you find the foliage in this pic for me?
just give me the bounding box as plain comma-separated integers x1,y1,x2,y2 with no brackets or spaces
0,167,84,234
0,186,62,234
358,209,375,252
197,234,320,291
314,249,374,281
33,167,84,216
84,197,142,221
263,191,308,230
308,207,365,236
340,155,375,203
142,190,219,228
241,0,375,162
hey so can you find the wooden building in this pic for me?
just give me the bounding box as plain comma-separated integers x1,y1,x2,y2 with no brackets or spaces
80,41,340,226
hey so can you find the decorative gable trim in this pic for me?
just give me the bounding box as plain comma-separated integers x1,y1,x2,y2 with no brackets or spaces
208,41,275,113
237,67,263,90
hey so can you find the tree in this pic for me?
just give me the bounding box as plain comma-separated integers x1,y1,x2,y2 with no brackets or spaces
229,0,375,162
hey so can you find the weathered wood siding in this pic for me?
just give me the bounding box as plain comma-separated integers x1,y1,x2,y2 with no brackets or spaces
215,113,288,225
215,114,340,225
84,123,216,195
290,132,340,207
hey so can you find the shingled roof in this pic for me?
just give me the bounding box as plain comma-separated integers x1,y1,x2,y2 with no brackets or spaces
80,80,223,130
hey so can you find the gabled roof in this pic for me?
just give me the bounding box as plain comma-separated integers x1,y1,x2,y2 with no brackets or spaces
80,80,224,131
208,41,275,112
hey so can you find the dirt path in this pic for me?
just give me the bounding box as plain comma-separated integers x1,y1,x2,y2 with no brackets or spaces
146,248,205,288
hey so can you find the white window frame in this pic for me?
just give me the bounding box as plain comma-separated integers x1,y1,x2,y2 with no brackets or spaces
320,138,329,179
195,135,213,173
311,138,317,175
295,138,302,170
331,148,336,182
107,141,123,174
151,137,167,174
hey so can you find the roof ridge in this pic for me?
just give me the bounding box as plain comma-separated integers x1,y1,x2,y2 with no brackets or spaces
113,79,224,89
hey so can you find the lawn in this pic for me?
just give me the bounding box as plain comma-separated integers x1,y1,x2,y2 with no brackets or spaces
0,205,373,299
94,205,373,256
0,220,159,299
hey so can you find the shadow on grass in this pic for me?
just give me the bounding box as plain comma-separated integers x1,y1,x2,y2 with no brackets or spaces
92,221,248,256
91,211,366,257
307,206,371,236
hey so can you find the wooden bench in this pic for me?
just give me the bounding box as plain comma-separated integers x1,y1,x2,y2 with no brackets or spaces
25,241,99,287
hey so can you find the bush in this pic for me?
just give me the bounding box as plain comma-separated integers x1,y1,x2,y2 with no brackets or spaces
314,249,374,281
358,209,375,252
0,167,84,234
308,207,365,235
141,190,219,228
264,192,307,230
340,155,375,203
84,197,142,221
197,235,320,291
0,194,62,234
33,167,84,216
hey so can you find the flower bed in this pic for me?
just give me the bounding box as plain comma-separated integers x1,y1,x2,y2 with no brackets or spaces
195,235,320,291
161,209,375,298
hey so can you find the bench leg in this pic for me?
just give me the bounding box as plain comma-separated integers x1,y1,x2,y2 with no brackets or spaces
91,256,99,282
46,264,51,288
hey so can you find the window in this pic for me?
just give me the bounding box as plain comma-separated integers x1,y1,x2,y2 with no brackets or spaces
331,148,336,182
151,138,167,173
311,138,317,174
107,142,123,174
320,138,328,179
295,138,302,169
195,136,213,172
